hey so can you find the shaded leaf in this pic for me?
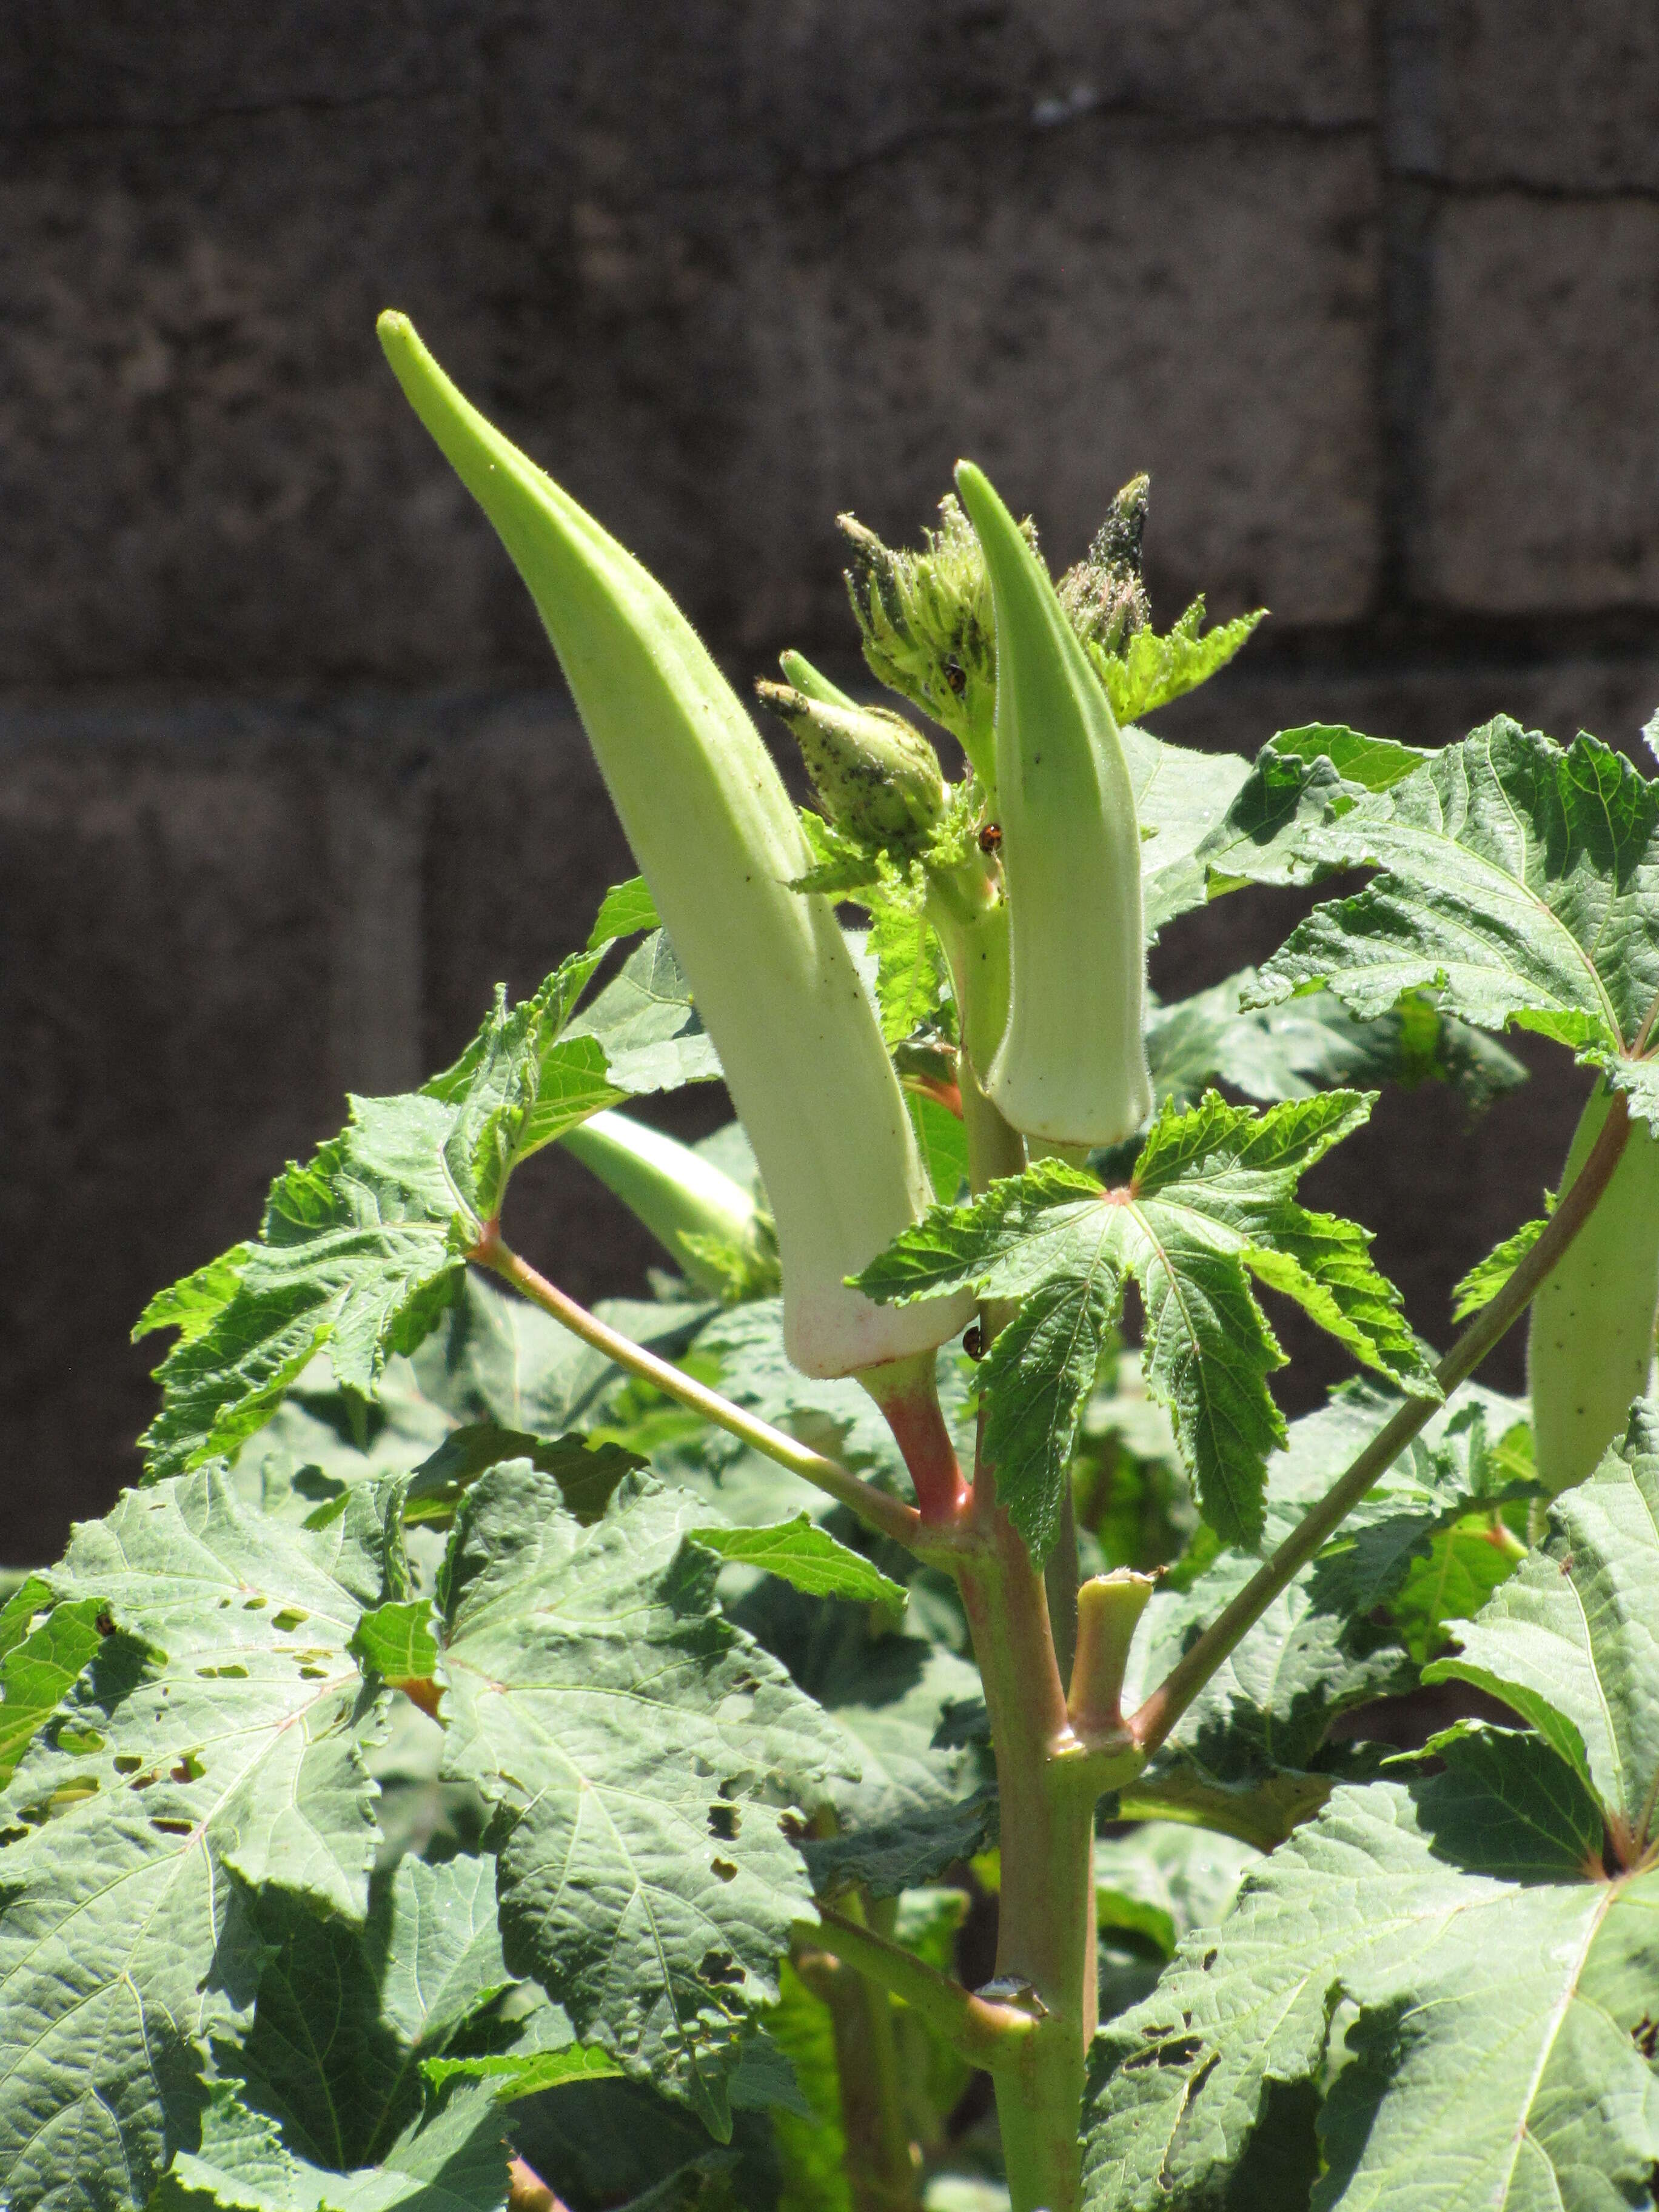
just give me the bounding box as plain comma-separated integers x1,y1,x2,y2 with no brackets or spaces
1146,972,1526,1113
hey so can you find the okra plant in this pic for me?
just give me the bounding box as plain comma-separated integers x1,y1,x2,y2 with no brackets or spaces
7,310,1659,2212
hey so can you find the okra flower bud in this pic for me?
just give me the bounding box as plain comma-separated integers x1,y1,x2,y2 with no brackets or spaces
561,1109,776,1301
1528,1079,1659,1494
839,498,999,787
378,312,970,1378
1056,474,1151,657
954,461,1153,1149
756,681,945,857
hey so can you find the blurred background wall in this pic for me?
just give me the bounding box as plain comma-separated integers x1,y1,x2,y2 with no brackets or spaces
4,2,1658,1561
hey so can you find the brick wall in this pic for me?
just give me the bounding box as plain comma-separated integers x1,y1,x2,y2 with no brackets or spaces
4,2,1657,1559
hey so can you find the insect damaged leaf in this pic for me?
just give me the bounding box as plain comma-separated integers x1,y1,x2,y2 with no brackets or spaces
434,1463,856,2139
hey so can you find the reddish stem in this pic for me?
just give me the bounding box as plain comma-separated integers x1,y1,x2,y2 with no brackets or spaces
857,1353,971,1524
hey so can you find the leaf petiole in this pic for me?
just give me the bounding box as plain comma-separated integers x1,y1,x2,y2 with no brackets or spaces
468,1226,933,1555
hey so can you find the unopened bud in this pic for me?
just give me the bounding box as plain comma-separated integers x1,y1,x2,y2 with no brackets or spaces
757,681,945,855
1056,475,1151,658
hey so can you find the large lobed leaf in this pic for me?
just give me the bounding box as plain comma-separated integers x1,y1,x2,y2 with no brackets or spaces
434,1462,856,2139
1082,1411,1659,2212
135,903,716,1486
857,1092,1436,1555
1212,719,1659,1128
0,1472,409,2212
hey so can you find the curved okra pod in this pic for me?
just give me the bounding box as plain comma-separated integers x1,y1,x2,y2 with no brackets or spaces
379,312,970,1378
561,1110,775,1301
954,462,1153,1148
1528,1079,1659,1493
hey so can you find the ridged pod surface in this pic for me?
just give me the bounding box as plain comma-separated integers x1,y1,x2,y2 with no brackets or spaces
1529,1079,1659,1494
380,313,969,1376
954,461,1153,1147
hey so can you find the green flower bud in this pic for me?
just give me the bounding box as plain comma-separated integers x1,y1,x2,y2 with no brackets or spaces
954,461,1153,1150
838,497,1000,785
756,681,946,856
1056,474,1151,658
1529,1079,1659,1494
378,312,971,1378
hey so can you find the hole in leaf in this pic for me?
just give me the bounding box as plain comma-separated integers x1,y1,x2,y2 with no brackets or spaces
150,1817,194,1836
95,1612,115,1638
1635,2016,1659,2060
113,1755,142,1775
711,1857,739,1882
170,1755,203,1784
698,1948,745,1986
779,1812,806,1843
242,1597,266,1610
271,1608,308,1631
298,1666,326,1680
1201,1949,1218,1971
708,1805,740,1842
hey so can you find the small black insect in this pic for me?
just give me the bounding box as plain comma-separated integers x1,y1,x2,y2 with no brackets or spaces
943,656,967,695
978,822,1003,854
963,1322,985,1361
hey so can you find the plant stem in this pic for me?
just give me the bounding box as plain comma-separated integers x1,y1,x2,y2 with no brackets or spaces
808,1906,1033,2070
469,1229,925,1554
797,1900,926,2212
1131,1084,1634,1757
955,1409,1099,2212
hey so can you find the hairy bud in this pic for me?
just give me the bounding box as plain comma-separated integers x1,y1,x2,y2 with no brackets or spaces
756,681,945,856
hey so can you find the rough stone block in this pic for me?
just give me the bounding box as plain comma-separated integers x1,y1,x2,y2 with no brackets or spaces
1423,196,1659,612
1439,2,1659,191
0,2,1381,700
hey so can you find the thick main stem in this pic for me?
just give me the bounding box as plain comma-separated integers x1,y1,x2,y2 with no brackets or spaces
957,1426,1098,2212
470,1230,924,1553
1131,1083,1635,1755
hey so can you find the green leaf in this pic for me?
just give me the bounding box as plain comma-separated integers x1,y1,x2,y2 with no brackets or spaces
1196,726,1430,895
434,1464,855,2137
404,1424,645,1528
1091,600,1264,726
1241,720,1659,1127
156,2074,513,2211
132,1245,253,1347
1147,972,1526,1113
905,1088,969,1205
589,874,660,948
135,939,655,1486
1082,1728,1658,2212
1090,1428,1659,2209
1120,722,1253,939
689,1517,907,1610
1451,1211,1549,1321
0,1471,403,2212
1428,1399,1659,1845
857,1092,1436,1553
866,893,949,1046
352,1599,440,1683
422,2041,625,2102
765,1960,854,2212
0,1577,103,1786
566,930,722,1094
411,1271,714,1441
221,1854,520,2175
